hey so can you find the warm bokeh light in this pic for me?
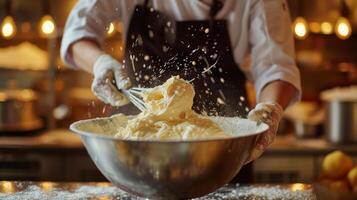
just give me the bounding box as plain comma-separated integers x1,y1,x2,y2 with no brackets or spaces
321,22,333,35
309,22,321,33
1,16,16,39
40,182,55,191
293,17,309,39
97,197,110,200
335,17,352,40
291,183,306,191
39,15,56,37
107,22,116,36
96,182,110,187
1,181,15,193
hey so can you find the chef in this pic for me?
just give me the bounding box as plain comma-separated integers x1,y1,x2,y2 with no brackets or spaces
61,0,301,182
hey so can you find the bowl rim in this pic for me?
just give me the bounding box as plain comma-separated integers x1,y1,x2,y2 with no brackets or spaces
69,117,269,143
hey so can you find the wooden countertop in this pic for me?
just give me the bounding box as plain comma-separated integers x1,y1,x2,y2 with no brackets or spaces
0,181,316,199
268,134,357,155
0,129,83,150
1,129,357,155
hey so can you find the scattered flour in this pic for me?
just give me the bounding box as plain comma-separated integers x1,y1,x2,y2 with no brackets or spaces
208,116,268,137
0,183,316,200
0,184,131,200
200,184,316,200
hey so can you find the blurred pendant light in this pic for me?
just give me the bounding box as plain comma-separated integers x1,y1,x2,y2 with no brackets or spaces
292,1,309,40
321,22,333,35
335,17,351,39
293,17,309,39
1,16,16,39
1,0,16,39
40,15,56,36
309,22,321,34
39,0,56,38
335,0,352,40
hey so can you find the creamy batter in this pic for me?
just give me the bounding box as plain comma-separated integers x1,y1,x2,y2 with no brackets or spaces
115,76,228,140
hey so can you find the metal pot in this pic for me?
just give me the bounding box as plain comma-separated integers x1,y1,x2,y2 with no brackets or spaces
294,120,321,138
324,100,357,144
321,86,357,144
0,89,43,132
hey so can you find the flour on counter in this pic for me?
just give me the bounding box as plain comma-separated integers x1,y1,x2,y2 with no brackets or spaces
199,184,317,200
0,182,316,200
0,184,132,200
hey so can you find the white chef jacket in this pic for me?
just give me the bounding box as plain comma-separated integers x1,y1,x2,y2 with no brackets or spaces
61,0,302,105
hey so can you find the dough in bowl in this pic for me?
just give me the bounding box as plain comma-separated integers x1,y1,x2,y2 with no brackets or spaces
115,76,228,140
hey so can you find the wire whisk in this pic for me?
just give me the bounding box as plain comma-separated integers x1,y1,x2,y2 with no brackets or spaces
123,87,150,111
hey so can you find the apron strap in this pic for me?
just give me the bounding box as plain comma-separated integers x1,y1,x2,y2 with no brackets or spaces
143,0,150,7
209,0,223,29
209,0,223,19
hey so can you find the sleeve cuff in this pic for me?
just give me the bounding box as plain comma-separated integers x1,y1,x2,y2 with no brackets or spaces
254,67,302,107
60,30,102,69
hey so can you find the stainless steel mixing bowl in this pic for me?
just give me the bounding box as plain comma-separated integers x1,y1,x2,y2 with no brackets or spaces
70,114,268,199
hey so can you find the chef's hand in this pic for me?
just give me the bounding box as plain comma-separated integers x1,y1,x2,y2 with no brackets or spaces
92,54,131,106
246,102,283,163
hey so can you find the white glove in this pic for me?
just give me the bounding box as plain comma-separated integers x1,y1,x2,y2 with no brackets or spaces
91,54,131,106
246,102,283,163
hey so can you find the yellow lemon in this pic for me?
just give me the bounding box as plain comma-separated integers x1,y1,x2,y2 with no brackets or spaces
329,180,350,193
347,166,357,186
322,151,353,179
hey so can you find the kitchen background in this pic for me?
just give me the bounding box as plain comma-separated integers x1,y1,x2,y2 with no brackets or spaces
0,0,356,184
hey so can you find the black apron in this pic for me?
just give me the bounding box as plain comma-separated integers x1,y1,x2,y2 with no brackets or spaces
124,0,249,117
124,0,252,183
